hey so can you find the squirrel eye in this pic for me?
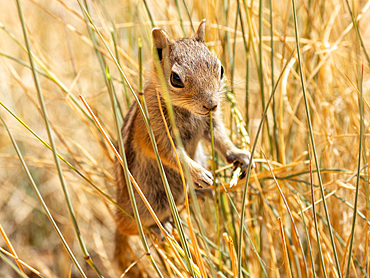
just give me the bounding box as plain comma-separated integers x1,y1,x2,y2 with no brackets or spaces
220,65,224,80
170,72,184,88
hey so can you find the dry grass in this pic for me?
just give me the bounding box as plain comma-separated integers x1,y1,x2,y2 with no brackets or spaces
0,0,369,277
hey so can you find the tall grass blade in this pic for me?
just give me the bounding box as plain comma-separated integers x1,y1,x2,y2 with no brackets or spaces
15,0,102,276
278,217,293,278
81,1,123,125
239,0,256,130
0,52,49,78
142,0,155,28
290,0,342,275
105,39,163,277
344,0,370,67
174,0,187,37
0,247,43,278
260,145,308,276
258,0,273,154
0,112,86,278
237,49,296,278
0,101,130,217
145,56,196,277
298,199,316,277
230,3,239,87
79,95,170,276
155,90,208,278
111,28,131,109
345,66,364,277
0,252,30,278
0,224,25,274
181,0,194,32
220,182,264,277
209,112,223,271
269,0,279,161
308,149,326,277
0,23,94,123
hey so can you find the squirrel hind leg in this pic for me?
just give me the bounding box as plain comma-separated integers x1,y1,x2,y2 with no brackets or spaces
114,232,142,277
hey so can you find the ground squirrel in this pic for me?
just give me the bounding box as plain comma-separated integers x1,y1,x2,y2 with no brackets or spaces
115,19,252,269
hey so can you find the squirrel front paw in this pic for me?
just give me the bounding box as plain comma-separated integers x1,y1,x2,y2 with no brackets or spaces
226,149,254,179
191,165,213,188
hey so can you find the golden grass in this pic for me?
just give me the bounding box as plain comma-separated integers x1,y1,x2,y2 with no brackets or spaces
0,0,369,277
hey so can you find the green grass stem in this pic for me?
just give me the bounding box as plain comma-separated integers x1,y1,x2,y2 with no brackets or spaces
308,150,327,277
15,0,102,276
0,112,87,278
0,100,132,219
238,0,252,129
220,182,266,276
291,0,342,276
269,0,279,162
230,3,239,87
209,113,222,271
105,39,163,276
290,177,368,276
174,0,187,37
298,200,316,277
260,148,309,276
81,1,123,126
0,52,49,78
344,0,370,67
142,0,155,28
0,251,30,278
237,48,296,278
111,28,131,109
149,50,198,277
0,22,95,124
182,0,194,32
345,66,364,277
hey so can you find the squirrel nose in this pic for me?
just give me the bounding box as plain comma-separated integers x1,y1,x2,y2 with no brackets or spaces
203,104,218,112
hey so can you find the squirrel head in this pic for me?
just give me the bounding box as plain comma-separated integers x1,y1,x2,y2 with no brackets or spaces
151,19,224,116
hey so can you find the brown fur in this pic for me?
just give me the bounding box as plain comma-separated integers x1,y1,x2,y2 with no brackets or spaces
115,20,252,271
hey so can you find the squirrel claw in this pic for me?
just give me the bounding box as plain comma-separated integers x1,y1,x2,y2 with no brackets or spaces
239,171,246,180
192,167,213,188
228,149,254,180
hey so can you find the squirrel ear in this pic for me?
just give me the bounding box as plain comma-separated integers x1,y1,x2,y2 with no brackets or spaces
152,28,173,61
194,19,206,43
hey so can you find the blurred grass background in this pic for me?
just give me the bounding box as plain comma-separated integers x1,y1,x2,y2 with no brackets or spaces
0,0,369,277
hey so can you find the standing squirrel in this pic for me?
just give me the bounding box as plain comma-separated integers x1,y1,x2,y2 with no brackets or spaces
115,20,252,271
